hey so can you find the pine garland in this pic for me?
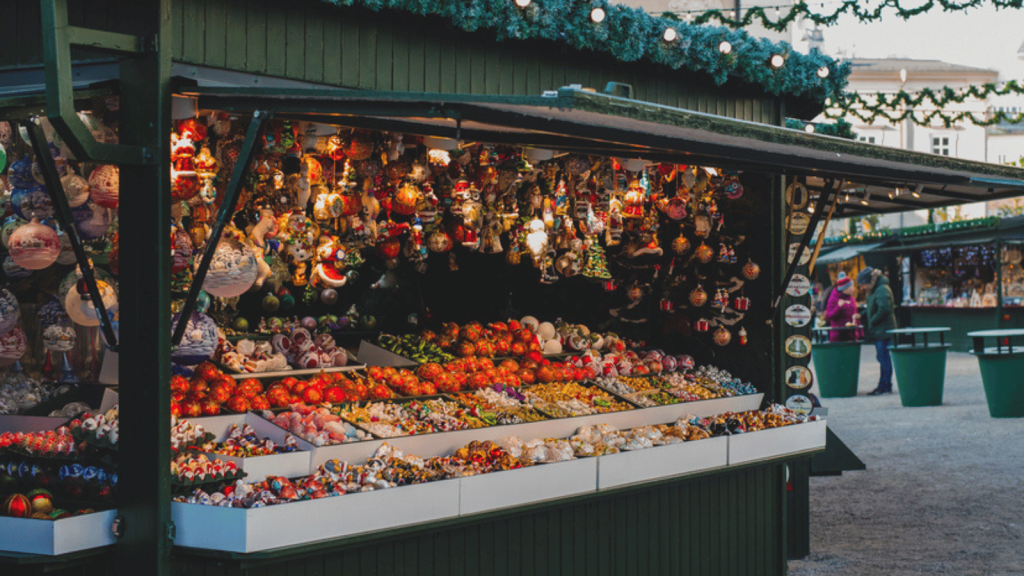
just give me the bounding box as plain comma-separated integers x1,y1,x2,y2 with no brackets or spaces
672,0,1023,32
318,0,849,102
826,82,1024,128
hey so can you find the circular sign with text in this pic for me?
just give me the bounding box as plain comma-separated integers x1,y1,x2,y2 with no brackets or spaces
785,366,814,389
786,274,811,297
785,181,809,210
786,394,814,415
784,304,812,328
788,243,812,266
787,212,811,235
785,335,812,358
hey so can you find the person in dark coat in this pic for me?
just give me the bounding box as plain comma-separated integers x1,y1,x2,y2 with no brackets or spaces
858,267,897,395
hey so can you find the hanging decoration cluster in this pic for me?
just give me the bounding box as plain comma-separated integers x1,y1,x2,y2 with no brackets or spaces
826,81,1024,128
668,0,1024,32
321,0,849,102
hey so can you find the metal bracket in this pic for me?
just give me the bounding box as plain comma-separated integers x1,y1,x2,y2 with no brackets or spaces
170,111,267,346
112,515,125,538
165,520,176,542
24,119,119,351
771,178,841,319
41,0,153,165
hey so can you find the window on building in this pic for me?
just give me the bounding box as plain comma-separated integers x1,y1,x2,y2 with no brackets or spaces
858,135,876,144
932,136,950,156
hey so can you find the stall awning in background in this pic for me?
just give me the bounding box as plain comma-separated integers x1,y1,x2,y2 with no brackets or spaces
179,84,1024,218
868,215,1024,253
815,241,889,264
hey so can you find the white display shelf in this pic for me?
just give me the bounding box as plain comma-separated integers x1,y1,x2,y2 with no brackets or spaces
727,419,827,465
596,436,728,490
0,510,117,555
190,413,312,481
458,457,597,515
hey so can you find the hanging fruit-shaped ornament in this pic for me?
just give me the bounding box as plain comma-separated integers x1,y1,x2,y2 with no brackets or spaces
713,325,732,346
9,218,60,270
695,242,714,264
671,233,691,255
393,183,422,216
689,285,707,307
742,259,761,280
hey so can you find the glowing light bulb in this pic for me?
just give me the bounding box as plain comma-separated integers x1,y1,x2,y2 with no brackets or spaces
515,0,531,6
591,7,606,22
770,54,785,69
719,40,732,54
663,27,677,42
804,124,815,133
817,66,830,79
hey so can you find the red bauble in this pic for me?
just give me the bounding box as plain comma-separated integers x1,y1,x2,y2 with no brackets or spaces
3,494,31,518
377,237,402,260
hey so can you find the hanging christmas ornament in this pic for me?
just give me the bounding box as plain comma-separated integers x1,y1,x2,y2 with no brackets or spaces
203,235,259,298
320,288,339,305
659,298,674,312
87,164,119,209
712,288,729,308
262,293,280,312
742,259,761,280
64,279,117,327
626,282,644,302
344,132,374,161
71,201,113,240
170,311,218,366
603,278,618,292
7,157,36,189
427,229,453,253
717,243,736,264
661,196,688,220
9,218,60,270
724,177,744,200
0,325,27,366
11,186,54,221
60,173,91,208
694,214,712,237
42,324,76,352
695,242,714,264
733,295,751,311
392,183,422,216
689,285,707,307
0,289,19,337
694,318,710,332
555,252,581,277
738,327,748,346
713,325,732,346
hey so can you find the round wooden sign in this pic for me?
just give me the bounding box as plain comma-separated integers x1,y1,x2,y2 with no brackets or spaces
785,335,811,358
785,181,809,210
785,366,813,389
787,274,811,297
784,304,812,328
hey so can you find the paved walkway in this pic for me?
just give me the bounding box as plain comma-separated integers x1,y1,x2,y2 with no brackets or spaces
788,347,1024,576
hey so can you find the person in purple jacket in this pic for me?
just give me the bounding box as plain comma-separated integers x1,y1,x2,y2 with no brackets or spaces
825,272,858,342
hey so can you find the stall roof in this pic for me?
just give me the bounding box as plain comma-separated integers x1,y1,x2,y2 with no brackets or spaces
181,84,1024,215
869,216,1024,253
814,241,889,265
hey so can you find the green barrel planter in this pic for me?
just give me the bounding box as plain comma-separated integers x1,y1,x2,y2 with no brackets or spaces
811,342,861,398
889,345,948,407
974,353,1024,418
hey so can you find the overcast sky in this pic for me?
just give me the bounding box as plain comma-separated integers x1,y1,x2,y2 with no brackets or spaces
818,5,1024,81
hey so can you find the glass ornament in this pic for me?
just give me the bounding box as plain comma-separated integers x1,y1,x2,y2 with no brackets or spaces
2,257,31,279
37,298,69,330
7,157,36,189
0,326,27,367
64,279,118,327
71,201,113,240
42,324,76,352
10,186,54,221
87,165,119,209
60,174,91,207
9,219,60,270
203,236,259,298
59,268,116,304
1,220,23,249
0,288,19,336
170,311,218,365
56,234,77,265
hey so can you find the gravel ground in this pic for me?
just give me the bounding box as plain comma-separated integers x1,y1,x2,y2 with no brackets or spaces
788,347,1024,576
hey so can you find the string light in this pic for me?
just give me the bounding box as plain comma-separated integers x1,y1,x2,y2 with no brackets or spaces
769,54,785,69
515,0,531,7
663,27,678,42
912,185,923,198
817,66,830,79
804,123,815,133
718,40,732,54
591,7,606,23
860,192,871,206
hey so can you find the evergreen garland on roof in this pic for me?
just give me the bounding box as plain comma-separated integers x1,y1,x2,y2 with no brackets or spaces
319,0,849,103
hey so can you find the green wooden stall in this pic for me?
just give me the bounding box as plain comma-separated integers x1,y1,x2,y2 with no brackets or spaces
4,1,1024,575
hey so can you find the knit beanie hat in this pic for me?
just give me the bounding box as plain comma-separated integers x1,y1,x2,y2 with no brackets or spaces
856,267,875,285
836,272,853,292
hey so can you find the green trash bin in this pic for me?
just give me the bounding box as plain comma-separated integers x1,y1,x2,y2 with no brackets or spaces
888,328,950,408
811,341,861,398
968,330,1024,418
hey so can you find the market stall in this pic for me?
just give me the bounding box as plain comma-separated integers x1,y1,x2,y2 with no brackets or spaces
3,1,1024,575
868,216,1024,351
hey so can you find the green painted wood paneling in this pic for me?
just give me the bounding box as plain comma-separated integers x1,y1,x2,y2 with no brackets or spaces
244,1,267,73
304,11,324,84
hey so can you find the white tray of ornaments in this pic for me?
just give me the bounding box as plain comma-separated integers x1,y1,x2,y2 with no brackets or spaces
188,413,312,481
171,416,823,553
272,392,762,471
727,418,827,465
0,510,118,555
